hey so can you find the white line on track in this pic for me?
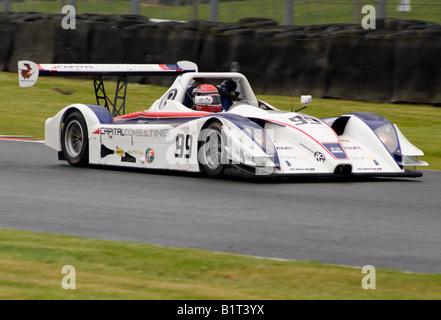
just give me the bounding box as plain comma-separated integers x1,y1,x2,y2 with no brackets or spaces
0,136,45,143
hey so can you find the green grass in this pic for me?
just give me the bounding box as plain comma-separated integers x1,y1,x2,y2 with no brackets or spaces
6,0,441,25
1,71,440,169
1,228,441,300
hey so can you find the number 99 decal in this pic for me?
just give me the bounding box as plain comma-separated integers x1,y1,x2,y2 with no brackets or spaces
175,133,193,159
288,115,322,126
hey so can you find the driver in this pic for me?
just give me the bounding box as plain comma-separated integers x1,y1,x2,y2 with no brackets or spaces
219,80,239,111
193,84,222,112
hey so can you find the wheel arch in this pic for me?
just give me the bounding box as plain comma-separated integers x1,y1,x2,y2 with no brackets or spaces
200,116,224,131
45,104,113,152
60,104,113,131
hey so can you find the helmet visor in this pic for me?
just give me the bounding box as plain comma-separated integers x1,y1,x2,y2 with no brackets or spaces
196,92,221,105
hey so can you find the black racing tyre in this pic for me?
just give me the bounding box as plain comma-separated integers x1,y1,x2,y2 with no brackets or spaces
61,111,89,167
198,122,226,178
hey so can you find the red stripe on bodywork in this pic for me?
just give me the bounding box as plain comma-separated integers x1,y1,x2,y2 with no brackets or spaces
115,111,211,120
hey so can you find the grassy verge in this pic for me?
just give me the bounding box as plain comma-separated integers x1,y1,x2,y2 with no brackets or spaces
7,0,441,25
1,71,440,169
1,229,441,300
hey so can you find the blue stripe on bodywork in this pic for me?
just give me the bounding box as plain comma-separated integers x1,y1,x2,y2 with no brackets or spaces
164,64,180,71
349,112,390,130
85,104,114,124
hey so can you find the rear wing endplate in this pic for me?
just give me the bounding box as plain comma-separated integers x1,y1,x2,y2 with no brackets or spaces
18,60,198,116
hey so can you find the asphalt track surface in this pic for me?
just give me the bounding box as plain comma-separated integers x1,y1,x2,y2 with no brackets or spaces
1,140,440,274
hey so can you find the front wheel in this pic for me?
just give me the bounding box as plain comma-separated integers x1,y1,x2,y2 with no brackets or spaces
61,111,89,167
198,122,227,178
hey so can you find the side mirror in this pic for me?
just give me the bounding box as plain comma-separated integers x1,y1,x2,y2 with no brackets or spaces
295,95,312,112
300,95,312,104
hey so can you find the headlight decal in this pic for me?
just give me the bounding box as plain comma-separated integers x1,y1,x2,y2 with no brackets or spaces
374,123,399,154
351,113,403,167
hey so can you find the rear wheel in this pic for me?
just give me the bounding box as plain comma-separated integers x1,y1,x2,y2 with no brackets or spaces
61,111,89,167
198,122,226,178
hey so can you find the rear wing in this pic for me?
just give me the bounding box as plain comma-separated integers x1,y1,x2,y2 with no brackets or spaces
18,60,198,116
18,60,198,87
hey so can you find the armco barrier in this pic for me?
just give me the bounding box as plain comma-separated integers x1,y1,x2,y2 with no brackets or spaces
1,12,440,105
263,37,331,98
6,13,58,72
0,14,14,71
324,35,394,102
392,34,441,104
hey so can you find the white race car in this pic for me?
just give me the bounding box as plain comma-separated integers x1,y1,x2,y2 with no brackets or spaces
19,60,428,178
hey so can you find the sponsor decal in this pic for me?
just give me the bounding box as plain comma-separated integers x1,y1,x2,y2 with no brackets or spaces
299,143,314,154
356,167,383,171
99,127,169,137
314,151,326,162
49,65,94,71
330,147,343,154
345,145,362,150
145,148,155,164
20,63,34,79
18,61,39,87
322,142,348,160
281,155,299,160
126,150,143,156
116,146,124,157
